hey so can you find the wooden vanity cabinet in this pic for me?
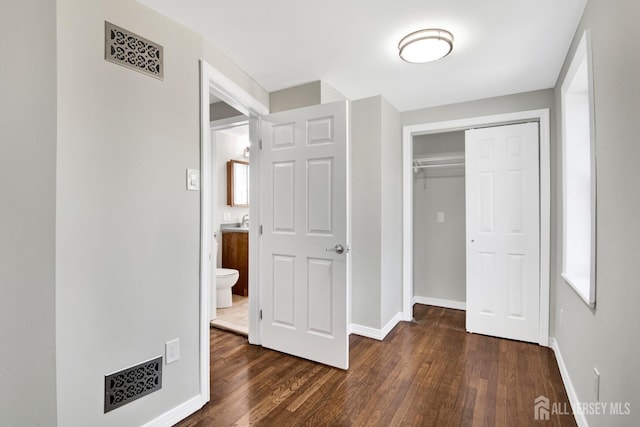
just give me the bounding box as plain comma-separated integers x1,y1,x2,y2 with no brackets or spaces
221,231,248,297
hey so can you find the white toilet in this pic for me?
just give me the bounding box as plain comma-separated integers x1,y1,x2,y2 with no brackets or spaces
216,268,239,308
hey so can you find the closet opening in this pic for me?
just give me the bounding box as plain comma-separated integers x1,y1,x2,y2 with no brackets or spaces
412,131,467,311
401,109,551,346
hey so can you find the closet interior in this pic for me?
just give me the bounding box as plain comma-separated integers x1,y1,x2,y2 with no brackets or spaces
412,131,466,307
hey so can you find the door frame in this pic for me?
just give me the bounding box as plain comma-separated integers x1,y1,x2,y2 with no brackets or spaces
199,60,268,403
401,109,551,346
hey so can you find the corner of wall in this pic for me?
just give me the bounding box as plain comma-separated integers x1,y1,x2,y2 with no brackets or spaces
320,81,348,103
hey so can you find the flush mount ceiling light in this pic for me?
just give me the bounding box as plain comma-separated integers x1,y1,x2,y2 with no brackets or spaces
398,28,454,63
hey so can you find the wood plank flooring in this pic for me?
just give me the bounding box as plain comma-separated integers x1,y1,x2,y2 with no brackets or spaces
177,305,575,426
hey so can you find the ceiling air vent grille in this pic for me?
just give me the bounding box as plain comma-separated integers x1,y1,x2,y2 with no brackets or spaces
104,356,163,413
104,21,164,80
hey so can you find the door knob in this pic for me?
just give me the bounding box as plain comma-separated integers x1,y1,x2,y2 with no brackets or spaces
326,244,347,254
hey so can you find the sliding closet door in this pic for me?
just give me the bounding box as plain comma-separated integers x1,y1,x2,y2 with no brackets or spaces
465,122,540,343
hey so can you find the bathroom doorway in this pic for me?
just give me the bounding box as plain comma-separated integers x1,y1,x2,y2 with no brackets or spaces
209,98,251,336
199,59,268,405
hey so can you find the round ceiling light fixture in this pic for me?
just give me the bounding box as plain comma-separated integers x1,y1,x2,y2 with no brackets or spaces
398,28,454,63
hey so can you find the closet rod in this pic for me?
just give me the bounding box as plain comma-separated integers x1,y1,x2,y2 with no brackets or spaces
413,162,465,171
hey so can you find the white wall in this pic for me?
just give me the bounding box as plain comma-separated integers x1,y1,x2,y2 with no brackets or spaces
55,0,268,425
0,1,58,425
351,96,403,330
351,97,382,328
57,1,201,424
380,98,403,326
552,1,640,425
213,131,250,267
413,132,466,304
402,89,556,127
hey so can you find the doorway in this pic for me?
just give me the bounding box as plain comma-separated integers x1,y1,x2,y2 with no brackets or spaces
210,109,250,336
198,60,352,405
198,60,268,403
402,109,551,346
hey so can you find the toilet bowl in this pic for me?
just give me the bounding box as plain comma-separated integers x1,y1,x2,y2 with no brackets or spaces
216,268,239,308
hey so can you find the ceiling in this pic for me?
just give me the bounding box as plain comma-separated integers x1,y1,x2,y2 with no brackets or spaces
139,0,587,112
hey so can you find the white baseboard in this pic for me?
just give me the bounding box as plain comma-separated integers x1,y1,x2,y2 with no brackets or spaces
413,296,466,311
350,312,403,341
550,338,588,427
142,395,205,427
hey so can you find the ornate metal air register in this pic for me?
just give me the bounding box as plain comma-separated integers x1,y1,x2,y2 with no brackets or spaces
104,21,164,80
104,356,163,413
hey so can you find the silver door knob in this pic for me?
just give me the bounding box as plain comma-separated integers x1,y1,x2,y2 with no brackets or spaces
326,244,346,254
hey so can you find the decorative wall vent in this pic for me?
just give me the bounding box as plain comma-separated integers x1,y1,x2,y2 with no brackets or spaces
104,21,164,80
104,356,163,413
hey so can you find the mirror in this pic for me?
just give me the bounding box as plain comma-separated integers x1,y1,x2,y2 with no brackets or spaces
227,160,249,207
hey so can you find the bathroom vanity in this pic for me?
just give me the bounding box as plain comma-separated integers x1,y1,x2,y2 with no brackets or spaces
221,227,248,297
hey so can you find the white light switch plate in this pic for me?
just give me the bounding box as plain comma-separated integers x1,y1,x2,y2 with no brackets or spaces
186,169,200,191
437,212,445,223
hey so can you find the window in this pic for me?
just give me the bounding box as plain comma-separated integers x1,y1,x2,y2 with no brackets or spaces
561,30,596,306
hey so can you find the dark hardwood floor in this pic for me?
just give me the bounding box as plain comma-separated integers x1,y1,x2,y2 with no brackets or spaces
177,305,575,426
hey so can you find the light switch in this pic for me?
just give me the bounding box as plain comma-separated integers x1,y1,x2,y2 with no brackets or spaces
437,212,445,223
223,212,231,221
186,169,200,191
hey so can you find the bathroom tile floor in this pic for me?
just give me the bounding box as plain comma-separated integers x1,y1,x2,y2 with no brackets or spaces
210,294,248,336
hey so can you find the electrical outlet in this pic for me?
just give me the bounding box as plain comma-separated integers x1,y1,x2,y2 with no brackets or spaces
593,368,600,401
437,212,445,223
166,339,180,365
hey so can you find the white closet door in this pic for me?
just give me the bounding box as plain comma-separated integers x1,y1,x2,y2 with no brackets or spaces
465,122,540,343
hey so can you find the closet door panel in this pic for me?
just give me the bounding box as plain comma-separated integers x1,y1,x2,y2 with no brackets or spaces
465,122,540,343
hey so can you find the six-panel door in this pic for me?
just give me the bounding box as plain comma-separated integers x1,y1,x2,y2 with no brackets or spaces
260,101,349,369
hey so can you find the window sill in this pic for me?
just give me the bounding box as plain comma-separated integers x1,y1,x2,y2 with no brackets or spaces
562,272,595,308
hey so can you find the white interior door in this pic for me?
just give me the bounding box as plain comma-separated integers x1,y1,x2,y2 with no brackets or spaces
260,100,349,369
465,122,540,343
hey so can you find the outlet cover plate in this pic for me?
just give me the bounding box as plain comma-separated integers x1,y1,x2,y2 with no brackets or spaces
166,339,180,364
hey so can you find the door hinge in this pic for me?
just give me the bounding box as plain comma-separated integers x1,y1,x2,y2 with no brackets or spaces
259,309,263,320
259,225,263,235
259,139,263,150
